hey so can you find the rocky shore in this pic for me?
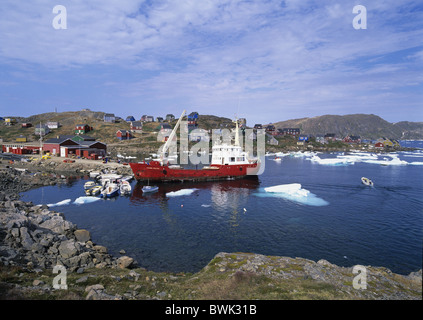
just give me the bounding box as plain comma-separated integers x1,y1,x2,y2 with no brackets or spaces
0,163,421,300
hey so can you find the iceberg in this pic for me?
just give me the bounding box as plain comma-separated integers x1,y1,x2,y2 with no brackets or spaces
73,196,101,205
363,156,408,166
257,183,329,206
166,188,199,197
47,199,72,207
310,155,354,166
264,183,310,197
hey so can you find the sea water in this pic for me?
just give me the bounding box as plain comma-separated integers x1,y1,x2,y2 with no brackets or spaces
21,143,423,274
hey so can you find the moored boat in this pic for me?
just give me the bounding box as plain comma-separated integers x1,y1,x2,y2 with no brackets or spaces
142,185,159,193
101,183,119,198
120,181,132,195
84,181,96,190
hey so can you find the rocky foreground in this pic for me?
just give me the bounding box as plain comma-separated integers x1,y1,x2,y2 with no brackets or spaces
0,165,421,300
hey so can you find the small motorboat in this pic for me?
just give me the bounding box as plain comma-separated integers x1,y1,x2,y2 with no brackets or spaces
120,181,132,195
101,183,120,198
361,177,374,186
84,181,96,190
121,175,134,182
88,185,102,196
142,185,159,193
274,157,282,161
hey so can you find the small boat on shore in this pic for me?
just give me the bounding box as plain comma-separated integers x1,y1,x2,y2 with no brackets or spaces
142,185,159,193
361,177,374,186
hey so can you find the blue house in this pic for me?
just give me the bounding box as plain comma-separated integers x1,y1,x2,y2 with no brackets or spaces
126,116,135,122
104,113,116,123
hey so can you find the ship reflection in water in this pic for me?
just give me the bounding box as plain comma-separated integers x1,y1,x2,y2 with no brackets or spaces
129,177,260,227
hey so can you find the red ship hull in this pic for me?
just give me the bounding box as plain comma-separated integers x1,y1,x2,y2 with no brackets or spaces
129,161,259,182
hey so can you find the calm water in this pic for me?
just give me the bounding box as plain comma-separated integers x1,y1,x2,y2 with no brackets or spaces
21,143,423,275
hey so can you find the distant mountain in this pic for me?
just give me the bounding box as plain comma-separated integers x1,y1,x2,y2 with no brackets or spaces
270,114,423,140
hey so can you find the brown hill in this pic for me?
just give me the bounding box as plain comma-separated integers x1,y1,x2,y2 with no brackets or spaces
270,114,422,140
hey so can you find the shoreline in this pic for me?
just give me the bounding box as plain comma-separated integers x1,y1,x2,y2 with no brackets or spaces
0,156,422,300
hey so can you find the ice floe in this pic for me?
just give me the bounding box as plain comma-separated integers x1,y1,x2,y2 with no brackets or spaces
47,199,72,207
255,183,329,206
310,155,355,166
166,188,199,197
73,196,102,205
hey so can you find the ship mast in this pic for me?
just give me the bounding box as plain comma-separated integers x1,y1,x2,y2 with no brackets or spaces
160,109,186,164
233,117,240,147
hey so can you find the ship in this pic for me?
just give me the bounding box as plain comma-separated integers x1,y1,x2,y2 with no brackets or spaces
129,110,261,182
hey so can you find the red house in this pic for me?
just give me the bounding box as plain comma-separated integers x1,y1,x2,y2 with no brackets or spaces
116,130,133,140
43,137,80,156
375,142,384,149
75,124,92,135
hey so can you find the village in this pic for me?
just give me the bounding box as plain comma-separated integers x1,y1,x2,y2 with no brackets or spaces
0,111,406,165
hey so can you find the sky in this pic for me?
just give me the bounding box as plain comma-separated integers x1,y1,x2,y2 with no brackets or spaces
0,0,422,125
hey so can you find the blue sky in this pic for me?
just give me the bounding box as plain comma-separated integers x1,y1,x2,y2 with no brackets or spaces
0,0,422,125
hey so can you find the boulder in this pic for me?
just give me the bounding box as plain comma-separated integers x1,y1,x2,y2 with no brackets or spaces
74,229,91,243
58,240,78,259
117,256,134,269
40,216,75,235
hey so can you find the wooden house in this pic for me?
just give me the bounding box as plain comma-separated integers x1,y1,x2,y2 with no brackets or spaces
126,116,135,122
265,125,276,135
16,135,27,143
104,113,116,123
75,124,92,135
5,118,17,126
166,114,175,122
343,135,361,143
46,121,60,129
116,130,133,140
43,137,79,156
130,121,143,133
35,124,50,135
324,133,336,141
282,128,301,136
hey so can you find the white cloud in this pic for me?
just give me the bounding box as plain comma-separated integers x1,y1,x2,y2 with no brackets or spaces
0,0,422,122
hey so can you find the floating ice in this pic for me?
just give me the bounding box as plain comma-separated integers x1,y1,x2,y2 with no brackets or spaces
362,156,408,166
73,196,101,205
409,162,423,165
47,199,71,207
166,188,199,197
310,155,354,166
256,183,329,206
201,204,211,207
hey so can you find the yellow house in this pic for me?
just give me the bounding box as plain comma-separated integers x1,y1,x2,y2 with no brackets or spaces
5,118,17,126
377,138,400,148
16,135,27,143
